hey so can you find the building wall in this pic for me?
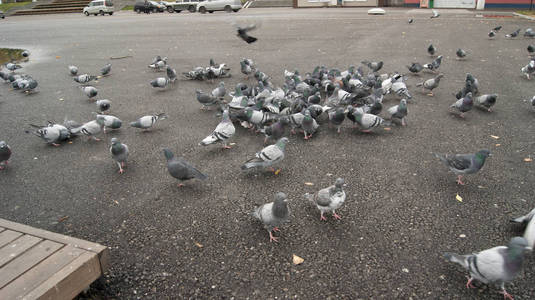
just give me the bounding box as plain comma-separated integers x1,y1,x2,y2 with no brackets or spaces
297,0,378,7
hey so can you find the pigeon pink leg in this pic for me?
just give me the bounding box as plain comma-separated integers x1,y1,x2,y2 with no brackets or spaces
499,289,514,300
333,212,342,220
269,232,279,243
456,175,465,185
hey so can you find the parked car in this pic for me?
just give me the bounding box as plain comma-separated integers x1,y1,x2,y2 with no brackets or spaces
197,0,241,14
0,10,4,19
83,0,114,16
134,0,163,13
165,0,203,13
149,0,166,12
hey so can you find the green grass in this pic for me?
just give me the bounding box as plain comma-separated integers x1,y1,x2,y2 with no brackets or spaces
121,5,133,10
517,10,535,16
0,48,25,65
0,1,31,12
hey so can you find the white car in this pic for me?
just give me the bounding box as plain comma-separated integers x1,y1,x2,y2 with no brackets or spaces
83,0,114,16
197,0,241,14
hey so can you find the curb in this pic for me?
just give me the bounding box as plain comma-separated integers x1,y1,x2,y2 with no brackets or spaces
513,12,535,20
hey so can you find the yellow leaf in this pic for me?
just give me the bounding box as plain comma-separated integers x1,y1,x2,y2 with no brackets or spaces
495,144,500,147
304,182,314,186
292,254,304,265
194,242,203,248
55,56,61,59
456,194,463,202
384,127,391,131
274,169,281,175
490,135,499,139
525,158,532,162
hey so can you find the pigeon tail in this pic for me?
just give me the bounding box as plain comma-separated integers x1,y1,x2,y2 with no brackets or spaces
199,134,218,146
156,113,168,120
433,153,448,165
241,157,263,170
443,252,469,269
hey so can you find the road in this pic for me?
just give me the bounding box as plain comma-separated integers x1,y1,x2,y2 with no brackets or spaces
1,8,534,299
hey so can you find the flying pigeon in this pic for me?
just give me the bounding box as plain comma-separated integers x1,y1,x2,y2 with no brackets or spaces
407,62,423,74
241,137,289,173
5,63,22,72
110,138,129,174
430,9,439,18
236,24,258,44
450,92,473,118
361,60,383,72
0,141,12,170
444,237,531,300
150,77,169,88
130,113,167,130
163,148,207,187
80,86,98,99
199,110,235,149
416,74,443,96
305,178,346,221
456,48,467,59
96,99,111,113
73,74,98,84
433,149,490,185
511,207,535,249
68,65,78,76
95,114,122,133
166,66,177,82
101,63,112,76
475,94,497,112
251,192,290,242
387,99,408,126
428,44,437,56
505,28,520,38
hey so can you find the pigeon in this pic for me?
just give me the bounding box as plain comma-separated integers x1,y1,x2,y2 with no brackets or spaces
148,57,167,70
195,89,219,110
236,24,258,44
387,99,408,126
199,110,235,149
506,28,520,38
428,44,437,56
407,62,424,74
26,123,71,146
0,141,11,170
416,74,443,96
456,48,467,59
511,207,535,249
328,107,346,133
100,63,112,76
130,113,167,130
110,138,129,174
475,94,498,112
95,114,122,133
20,78,38,93
241,137,289,173
444,237,531,300
361,60,383,72
408,18,413,24
251,192,290,242
163,148,207,187
235,107,275,129
302,109,319,139
433,149,490,185
528,45,535,56
150,77,169,88
96,99,111,113
68,65,78,76
5,63,22,72
450,92,473,118
524,28,535,38
423,55,443,72
73,74,98,84
166,66,177,82
261,116,289,144
430,9,439,18
151,55,162,65
80,86,98,99
288,111,305,134
211,82,226,99
493,25,502,32
521,59,535,79
488,30,496,38
71,119,104,141
0,71,9,82
305,178,346,221
456,73,479,98
352,108,386,133
21,50,30,58
240,60,254,78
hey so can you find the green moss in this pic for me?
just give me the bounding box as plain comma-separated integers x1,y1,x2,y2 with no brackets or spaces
0,1,31,12
0,48,25,65
121,5,133,10
517,10,535,16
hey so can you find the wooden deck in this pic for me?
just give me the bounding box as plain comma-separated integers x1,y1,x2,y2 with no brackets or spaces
0,218,109,300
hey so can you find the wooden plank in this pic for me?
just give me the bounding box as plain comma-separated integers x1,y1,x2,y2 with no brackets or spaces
0,235,43,268
0,240,63,289
0,245,83,300
0,230,23,248
0,219,106,255
24,252,101,300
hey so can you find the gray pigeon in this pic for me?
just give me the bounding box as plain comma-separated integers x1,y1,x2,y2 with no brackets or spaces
521,59,535,79
199,110,235,149
328,107,346,134
26,123,71,146
0,141,12,170
456,48,468,59
101,63,112,76
71,118,105,141
505,28,520,38
20,78,38,93
73,74,98,84
166,66,177,82
488,30,496,38
96,99,111,112
130,113,167,130
444,237,531,300
110,138,129,174
511,207,535,249
80,86,98,99
196,89,219,110
387,99,408,126
241,137,289,173
5,63,22,72
428,44,436,56
361,60,383,72
240,60,254,78
450,92,473,118
211,82,226,99
261,116,289,144
95,114,122,133
163,148,207,187
251,192,290,242
148,57,167,71
433,149,490,185
352,107,386,133
68,65,78,76
305,178,346,221
430,9,439,18
150,77,169,88
407,62,424,74
423,55,443,72
302,110,319,139
416,74,443,96
475,94,498,112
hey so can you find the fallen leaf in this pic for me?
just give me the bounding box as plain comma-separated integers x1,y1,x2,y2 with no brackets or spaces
304,182,314,186
292,254,304,265
194,242,203,248
525,158,532,162
495,144,501,147
402,268,409,273
477,185,486,189
229,143,236,146
459,234,466,238
55,56,61,59
68,141,73,144
114,200,119,205
274,169,281,175
59,98,64,101
456,194,463,202
58,216,69,222
490,135,499,139
384,127,391,131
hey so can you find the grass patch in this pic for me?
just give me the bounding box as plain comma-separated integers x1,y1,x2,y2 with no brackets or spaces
0,48,25,65
121,5,133,10
517,10,535,16
0,1,31,12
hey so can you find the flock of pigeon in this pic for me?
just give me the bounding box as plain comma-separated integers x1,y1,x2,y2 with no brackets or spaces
1,15,535,299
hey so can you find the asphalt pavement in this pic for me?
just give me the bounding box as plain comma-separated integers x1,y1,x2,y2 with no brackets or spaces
1,8,535,299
